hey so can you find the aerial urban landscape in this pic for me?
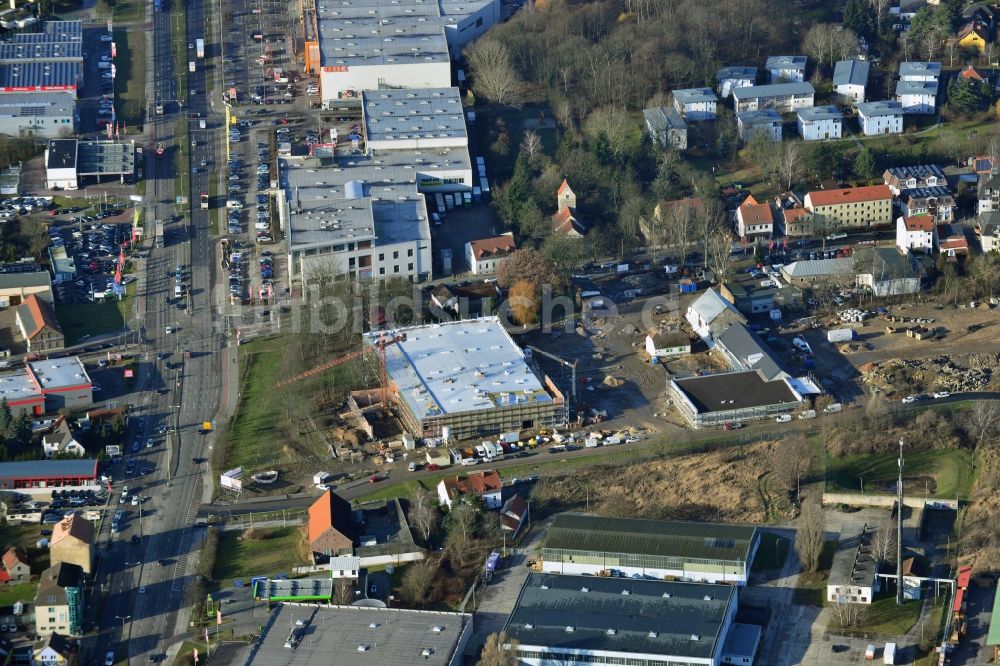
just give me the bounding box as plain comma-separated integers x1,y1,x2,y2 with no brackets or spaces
0,0,997,663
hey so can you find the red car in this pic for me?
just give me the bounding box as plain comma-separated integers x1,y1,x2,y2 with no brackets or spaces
425,464,440,472
368,475,380,484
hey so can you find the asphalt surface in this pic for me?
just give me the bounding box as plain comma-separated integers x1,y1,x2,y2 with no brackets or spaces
84,0,224,661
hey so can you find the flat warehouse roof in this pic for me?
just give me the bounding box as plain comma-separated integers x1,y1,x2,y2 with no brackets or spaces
0,61,81,89
363,88,466,143
363,317,551,421
673,371,800,412
545,513,758,563
504,574,735,660
0,371,41,403
246,603,470,666
28,355,90,389
0,91,73,117
0,459,97,479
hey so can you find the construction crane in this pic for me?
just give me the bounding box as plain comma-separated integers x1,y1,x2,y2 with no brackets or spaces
526,346,577,402
274,347,366,388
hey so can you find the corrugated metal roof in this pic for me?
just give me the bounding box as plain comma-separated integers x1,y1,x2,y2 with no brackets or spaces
782,257,854,278
0,459,97,479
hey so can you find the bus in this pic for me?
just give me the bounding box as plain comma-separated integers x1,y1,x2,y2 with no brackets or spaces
200,193,209,209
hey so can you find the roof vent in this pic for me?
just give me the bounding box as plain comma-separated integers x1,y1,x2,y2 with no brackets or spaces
539,584,548,590
662,592,672,599
606,628,617,635
648,631,658,638
523,623,533,630
357,645,370,652
432,626,443,633
580,586,589,592
690,634,701,641
703,595,713,601
565,626,575,633
369,622,378,629
621,590,630,595
421,648,434,656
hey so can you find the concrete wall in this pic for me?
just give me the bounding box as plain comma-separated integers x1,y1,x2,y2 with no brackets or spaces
357,550,425,568
821,492,959,511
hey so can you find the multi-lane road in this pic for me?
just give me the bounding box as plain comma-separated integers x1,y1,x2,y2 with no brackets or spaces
85,0,225,661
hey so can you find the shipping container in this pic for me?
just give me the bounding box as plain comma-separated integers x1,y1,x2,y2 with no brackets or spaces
826,328,856,343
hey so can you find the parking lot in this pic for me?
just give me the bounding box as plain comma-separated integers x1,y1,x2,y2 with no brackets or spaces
49,209,135,306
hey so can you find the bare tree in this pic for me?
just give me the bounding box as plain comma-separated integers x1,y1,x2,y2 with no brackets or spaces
450,500,480,541
865,392,891,432
921,30,941,61
706,229,735,285
778,142,804,191
478,632,520,666
796,499,825,572
333,577,354,604
899,30,913,61
830,600,870,627
965,401,1000,447
772,435,812,502
866,0,891,29
410,488,440,544
520,130,543,163
872,517,897,566
399,558,439,606
466,38,523,106
584,107,631,162
945,38,960,68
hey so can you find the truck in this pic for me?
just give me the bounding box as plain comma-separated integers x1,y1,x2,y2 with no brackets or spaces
155,103,164,115
883,643,895,665
798,409,817,420
484,550,501,580
823,402,843,414
827,328,857,343
440,248,452,275
498,431,519,444
196,38,205,58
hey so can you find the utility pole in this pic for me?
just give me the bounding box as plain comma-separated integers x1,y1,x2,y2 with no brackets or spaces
896,438,904,606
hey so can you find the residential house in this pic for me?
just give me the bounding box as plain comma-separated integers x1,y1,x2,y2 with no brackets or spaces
960,65,985,82
895,79,938,114
856,101,903,136
883,164,946,195
775,192,812,236
736,194,774,238
978,173,1000,214
642,106,687,150
976,211,1000,252
732,82,815,112
14,295,64,354
937,223,969,260
429,282,499,318
644,331,692,360
803,184,894,230
826,523,878,605
780,258,856,288
898,187,955,222
898,61,941,82
715,66,757,98
671,87,718,121
551,179,586,236
715,323,788,382
48,514,92,575
645,197,703,245
854,246,922,296
436,469,502,510
34,563,84,636
963,3,994,32
42,417,85,458
721,275,801,315
33,633,75,665
833,59,870,103
896,215,936,254
306,490,354,561
1,547,29,583
958,21,989,53
500,494,529,537
735,109,782,142
766,55,807,82
685,288,747,344
465,233,515,275
797,105,843,141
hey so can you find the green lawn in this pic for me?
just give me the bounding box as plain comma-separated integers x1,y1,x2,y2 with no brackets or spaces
826,448,974,499
221,339,285,470
792,539,838,606
0,582,37,607
108,0,144,22
113,28,146,128
213,526,308,584
56,283,134,344
865,593,924,636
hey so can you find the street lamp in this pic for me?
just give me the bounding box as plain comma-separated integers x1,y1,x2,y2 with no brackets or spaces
115,614,131,639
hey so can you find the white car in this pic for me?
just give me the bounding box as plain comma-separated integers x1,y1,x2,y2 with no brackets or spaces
932,391,951,399
624,436,640,443
407,462,417,472
775,414,792,423
901,395,918,404
165,325,173,334
131,495,139,506
105,651,115,666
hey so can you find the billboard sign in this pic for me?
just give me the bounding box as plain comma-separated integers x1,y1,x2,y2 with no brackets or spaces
220,467,243,490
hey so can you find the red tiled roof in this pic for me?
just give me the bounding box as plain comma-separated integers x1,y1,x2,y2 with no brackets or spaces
738,195,775,227
557,179,572,196
782,207,810,223
50,513,93,547
2,547,27,572
902,215,934,232
806,185,892,208
307,490,353,546
18,294,61,341
961,65,985,81
469,234,516,261
552,207,586,235
442,470,502,500
958,21,987,39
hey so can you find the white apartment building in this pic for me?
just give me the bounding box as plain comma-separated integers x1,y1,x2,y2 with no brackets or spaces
855,101,903,136
796,105,842,141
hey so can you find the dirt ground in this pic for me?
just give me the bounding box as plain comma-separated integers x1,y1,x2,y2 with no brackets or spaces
533,439,791,524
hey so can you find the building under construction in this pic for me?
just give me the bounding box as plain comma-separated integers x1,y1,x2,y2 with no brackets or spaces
363,317,565,442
